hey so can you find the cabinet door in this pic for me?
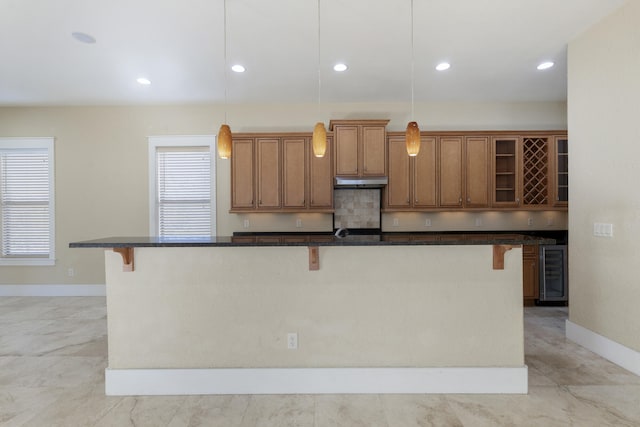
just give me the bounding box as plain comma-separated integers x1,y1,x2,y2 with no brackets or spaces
492,137,520,207
414,136,437,208
334,126,359,176
523,245,539,303
465,137,490,208
256,138,281,208
231,138,255,209
361,125,386,176
309,136,333,209
282,138,307,208
521,137,550,208
553,136,568,207
439,137,463,207
386,137,411,209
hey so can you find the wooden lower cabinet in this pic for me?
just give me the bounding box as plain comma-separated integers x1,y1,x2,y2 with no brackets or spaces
523,244,539,305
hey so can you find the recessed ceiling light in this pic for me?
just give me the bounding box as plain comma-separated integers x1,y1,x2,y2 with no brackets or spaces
435,62,451,71
231,64,245,73
71,32,96,44
537,61,554,70
333,63,348,72
136,78,151,85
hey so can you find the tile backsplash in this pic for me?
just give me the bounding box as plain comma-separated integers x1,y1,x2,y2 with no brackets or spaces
333,189,381,229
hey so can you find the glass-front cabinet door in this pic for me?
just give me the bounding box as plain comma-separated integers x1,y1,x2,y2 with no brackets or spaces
554,136,568,207
492,137,520,208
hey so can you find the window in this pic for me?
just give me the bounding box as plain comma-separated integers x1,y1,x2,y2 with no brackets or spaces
148,136,216,237
0,137,55,266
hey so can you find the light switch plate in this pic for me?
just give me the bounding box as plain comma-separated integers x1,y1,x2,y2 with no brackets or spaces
593,223,613,237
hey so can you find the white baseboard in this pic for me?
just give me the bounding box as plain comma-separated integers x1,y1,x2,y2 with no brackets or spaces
0,284,106,297
566,320,640,376
105,366,528,396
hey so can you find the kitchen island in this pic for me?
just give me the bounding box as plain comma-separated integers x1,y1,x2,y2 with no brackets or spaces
70,233,553,395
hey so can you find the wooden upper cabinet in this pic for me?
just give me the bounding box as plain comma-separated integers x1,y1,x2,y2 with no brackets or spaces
282,138,307,209
414,137,438,208
552,136,568,208
521,136,550,209
361,125,386,176
334,126,359,176
331,120,389,177
309,136,333,209
231,138,255,209
386,137,411,208
465,136,490,208
492,137,520,208
256,138,281,208
386,135,437,210
439,137,464,207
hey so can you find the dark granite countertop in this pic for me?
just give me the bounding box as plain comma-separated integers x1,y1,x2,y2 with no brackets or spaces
70,233,555,248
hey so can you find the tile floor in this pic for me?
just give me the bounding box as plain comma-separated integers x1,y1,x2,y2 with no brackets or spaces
0,297,639,426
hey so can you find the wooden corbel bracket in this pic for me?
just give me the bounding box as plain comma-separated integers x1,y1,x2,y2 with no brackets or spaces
492,244,520,270
308,246,319,271
113,247,134,272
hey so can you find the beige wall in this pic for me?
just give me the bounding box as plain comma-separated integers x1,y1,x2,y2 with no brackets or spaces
0,101,566,285
568,0,640,352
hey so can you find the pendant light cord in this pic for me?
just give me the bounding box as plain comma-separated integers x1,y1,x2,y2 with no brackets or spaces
410,0,415,121
223,0,228,124
317,0,322,117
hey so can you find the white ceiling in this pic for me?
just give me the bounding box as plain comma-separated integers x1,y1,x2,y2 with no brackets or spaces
0,0,626,106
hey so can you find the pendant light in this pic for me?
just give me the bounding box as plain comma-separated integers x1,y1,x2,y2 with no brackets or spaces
312,0,327,158
217,0,233,159
405,0,421,157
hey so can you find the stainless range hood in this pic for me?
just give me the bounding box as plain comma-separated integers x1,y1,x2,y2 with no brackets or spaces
334,176,388,188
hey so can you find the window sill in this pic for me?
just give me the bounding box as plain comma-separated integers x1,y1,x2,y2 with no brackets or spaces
0,258,55,266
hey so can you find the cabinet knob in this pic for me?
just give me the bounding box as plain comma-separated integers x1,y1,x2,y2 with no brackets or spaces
459,197,462,204
467,197,471,203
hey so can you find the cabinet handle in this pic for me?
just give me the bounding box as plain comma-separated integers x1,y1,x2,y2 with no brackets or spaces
459,197,462,204
467,197,471,203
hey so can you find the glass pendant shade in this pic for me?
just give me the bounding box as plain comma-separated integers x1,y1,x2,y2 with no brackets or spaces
312,122,327,157
406,121,421,156
217,124,232,159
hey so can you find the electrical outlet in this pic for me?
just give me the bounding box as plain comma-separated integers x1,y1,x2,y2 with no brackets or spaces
475,218,482,227
425,218,432,227
393,218,399,226
67,268,75,277
243,219,250,228
547,217,554,226
527,217,533,226
296,219,302,228
287,333,298,350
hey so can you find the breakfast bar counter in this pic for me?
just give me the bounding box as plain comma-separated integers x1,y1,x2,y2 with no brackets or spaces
70,233,553,396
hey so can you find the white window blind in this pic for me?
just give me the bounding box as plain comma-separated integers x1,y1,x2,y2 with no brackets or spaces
0,138,55,265
149,136,215,238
